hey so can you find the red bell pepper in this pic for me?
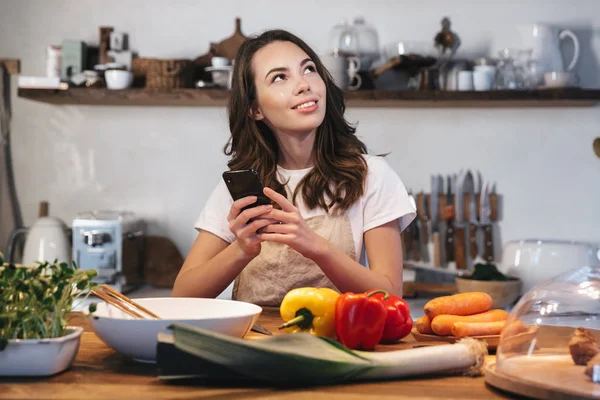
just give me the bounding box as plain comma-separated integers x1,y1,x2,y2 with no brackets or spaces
334,290,388,350
366,289,413,343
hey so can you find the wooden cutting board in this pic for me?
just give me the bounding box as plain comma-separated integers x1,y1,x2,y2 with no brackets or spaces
485,359,600,399
143,236,183,288
215,18,247,61
484,325,600,399
411,328,500,350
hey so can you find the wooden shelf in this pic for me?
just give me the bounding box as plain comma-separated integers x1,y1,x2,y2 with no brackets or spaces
18,87,231,107
17,87,600,108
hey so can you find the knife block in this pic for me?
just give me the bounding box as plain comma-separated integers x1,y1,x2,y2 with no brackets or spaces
417,193,501,223
405,191,503,290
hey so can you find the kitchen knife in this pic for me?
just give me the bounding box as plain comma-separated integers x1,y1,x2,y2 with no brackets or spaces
251,323,272,336
411,216,421,262
430,175,443,267
444,175,455,264
463,171,478,262
475,170,483,221
480,182,494,262
401,229,409,260
422,193,431,262
454,171,467,270
403,190,414,261
490,182,498,222
417,192,429,245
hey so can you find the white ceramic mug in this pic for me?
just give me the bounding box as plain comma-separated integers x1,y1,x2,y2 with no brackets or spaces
457,71,474,91
320,54,361,90
544,71,570,88
348,73,362,91
211,57,230,67
346,56,361,90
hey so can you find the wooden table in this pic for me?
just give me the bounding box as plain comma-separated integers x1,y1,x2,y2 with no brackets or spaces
0,309,516,399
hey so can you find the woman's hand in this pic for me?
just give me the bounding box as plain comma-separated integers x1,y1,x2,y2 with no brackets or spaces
227,196,274,258
257,188,328,259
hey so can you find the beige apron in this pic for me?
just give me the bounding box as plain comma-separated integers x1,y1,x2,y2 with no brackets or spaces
232,214,356,306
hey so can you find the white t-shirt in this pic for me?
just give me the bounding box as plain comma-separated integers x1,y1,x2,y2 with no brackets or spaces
195,154,416,264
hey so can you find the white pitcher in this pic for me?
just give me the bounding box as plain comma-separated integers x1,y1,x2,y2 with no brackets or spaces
518,23,580,73
6,217,71,266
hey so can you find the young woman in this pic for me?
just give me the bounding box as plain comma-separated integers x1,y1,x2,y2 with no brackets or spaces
172,29,416,305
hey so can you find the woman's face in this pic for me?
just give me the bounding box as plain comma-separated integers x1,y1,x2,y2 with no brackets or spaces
251,41,326,135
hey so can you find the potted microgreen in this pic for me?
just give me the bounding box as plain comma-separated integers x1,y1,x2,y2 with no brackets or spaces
0,252,98,376
455,263,523,309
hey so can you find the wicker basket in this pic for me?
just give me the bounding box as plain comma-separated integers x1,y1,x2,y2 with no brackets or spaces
132,57,151,87
133,58,194,89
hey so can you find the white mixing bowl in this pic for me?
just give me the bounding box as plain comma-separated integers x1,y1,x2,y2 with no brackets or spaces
105,70,133,89
499,239,600,294
88,297,262,362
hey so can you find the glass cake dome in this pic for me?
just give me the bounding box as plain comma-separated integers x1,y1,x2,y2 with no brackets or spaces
488,265,600,398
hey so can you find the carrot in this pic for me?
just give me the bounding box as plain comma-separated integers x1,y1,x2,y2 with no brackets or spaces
431,309,509,336
424,292,493,319
451,320,507,338
415,315,432,334
503,319,527,337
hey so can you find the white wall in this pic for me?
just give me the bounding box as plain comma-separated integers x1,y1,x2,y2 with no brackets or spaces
1,0,600,260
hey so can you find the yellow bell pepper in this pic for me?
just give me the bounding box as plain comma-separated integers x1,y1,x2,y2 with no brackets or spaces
279,287,340,337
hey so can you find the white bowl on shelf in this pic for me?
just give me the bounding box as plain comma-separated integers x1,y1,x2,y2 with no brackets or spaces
543,72,570,88
105,70,133,90
88,297,262,363
205,66,233,88
0,327,83,376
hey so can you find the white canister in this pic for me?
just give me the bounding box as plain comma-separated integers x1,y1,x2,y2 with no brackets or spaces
457,71,474,91
473,70,493,91
45,45,62,78
473,65,496,91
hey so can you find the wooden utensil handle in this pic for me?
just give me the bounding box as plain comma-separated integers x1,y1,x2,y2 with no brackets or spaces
445,221,455,262
482,224,494,262
455,227,467,270
421,220,429,244
433,232,442,266
39,201,49,217
370,56,400,77
463,193,471,220
468,224,477,259
401,231,409,260
412,228,421,262
490,193,498,221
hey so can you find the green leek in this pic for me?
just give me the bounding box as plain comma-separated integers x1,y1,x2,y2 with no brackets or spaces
162,322,487,385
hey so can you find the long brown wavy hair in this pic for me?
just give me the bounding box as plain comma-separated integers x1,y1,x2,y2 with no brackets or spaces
225,29,367,212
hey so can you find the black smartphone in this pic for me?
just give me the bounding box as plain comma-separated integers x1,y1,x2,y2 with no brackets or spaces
222,169,272,212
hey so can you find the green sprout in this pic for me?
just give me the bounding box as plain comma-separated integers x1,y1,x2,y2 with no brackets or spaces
0,252,98,351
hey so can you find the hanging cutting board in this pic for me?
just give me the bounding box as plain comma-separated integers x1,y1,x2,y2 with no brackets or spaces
215,18,247,61
193,42,219,82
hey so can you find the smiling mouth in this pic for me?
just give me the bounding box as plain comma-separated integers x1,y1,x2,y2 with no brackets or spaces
292,100,317,110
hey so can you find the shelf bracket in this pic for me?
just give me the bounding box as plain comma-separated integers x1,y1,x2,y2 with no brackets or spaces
0,59,21,75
